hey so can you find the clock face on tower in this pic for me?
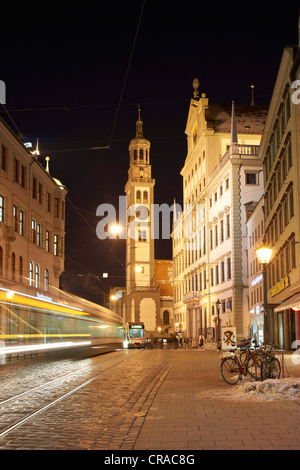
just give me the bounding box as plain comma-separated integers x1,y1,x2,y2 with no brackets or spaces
135,205,149,221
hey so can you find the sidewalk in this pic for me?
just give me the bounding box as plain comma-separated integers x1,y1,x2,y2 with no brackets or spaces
133,350,300,450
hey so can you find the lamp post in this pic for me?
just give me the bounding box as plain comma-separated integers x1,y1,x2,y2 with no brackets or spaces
256,247,272,345
216,299,222,346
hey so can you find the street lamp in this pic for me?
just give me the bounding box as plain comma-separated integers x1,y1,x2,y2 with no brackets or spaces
256,246,272,345
110,224,122,237
216,299,222,345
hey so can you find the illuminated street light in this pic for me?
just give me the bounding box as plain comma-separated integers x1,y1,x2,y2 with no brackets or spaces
110,224,122,236
256,247,272,265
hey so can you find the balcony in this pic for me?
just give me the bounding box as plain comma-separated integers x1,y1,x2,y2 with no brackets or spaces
239,144,260,156
183,291,199,302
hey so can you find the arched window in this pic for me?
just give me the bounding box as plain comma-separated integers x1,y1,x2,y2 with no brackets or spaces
136,190,141,202
29,261,34,286
143,191,148,203
45,269,49,292
139,149,143,160
35,264,40,288
133,149,137,161
163,310,170,325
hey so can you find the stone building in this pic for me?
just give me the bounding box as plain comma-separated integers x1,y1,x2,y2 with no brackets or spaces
172,84,268,345
260,39,300,350
0,116,66,336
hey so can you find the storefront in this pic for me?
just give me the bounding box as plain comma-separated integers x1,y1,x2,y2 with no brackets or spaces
250,305,264,346
274,293,300,350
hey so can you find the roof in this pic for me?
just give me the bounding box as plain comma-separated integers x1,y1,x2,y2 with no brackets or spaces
206,103,268,135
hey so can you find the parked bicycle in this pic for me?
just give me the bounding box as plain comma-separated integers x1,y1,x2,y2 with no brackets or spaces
259,343,281,380
220,349,260,385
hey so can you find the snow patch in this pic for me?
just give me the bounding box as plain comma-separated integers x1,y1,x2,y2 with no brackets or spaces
238,377,300,400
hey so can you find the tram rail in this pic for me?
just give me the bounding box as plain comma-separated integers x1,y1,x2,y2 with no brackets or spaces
0,349,142,439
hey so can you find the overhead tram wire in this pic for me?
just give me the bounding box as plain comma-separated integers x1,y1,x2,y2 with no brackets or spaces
108,0,146,148
65,195,126,271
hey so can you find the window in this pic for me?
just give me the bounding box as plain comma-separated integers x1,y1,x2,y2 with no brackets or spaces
14,158,20,183
0,195,4,222
46,230,50,252
139,149,143,160
29,261,34,286
227,257,232,280
19,256,23,283
54,235,58,256
0,145,7,171
21,165,25,188
246,173,257,185
13,205,18,231
136,191,141,203
46,192,51,212
134,149,137,161
220,219,224,242
138,229,147,241
221,261,225,282
19,210,24,236
143,191,148,203
163,310,170,325
35,264,40,288
32,177,37,199
32,219,37,243
11,252,15,280
45,269,49,292
226,214,230,238
37,224,41,247
54,198,59,217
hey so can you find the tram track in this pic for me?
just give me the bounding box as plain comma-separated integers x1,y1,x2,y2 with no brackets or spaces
0,349,142,439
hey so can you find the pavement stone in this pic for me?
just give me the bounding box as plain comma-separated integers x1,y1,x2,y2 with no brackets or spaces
0,348,300,450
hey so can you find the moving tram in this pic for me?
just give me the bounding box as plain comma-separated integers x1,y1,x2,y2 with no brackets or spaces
0,287,124,360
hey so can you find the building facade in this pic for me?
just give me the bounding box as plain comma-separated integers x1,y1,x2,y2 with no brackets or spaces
172,86,267,345
260,42,300,350
246,196,265,346
0,117,66,337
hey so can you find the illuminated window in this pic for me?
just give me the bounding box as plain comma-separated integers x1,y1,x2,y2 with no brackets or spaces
29,261,34,286
35,264,40,288
54,235,58,256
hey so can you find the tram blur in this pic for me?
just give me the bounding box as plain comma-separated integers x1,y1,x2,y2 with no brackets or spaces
0,287,124,360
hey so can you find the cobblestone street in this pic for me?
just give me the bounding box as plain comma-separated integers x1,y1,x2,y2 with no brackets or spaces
0,349,300,450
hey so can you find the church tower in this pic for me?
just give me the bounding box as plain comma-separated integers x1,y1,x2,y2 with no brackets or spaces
124,106,160,331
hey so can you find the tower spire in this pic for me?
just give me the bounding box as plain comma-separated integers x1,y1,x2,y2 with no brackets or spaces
231,101,238,144
230,101,239,156
251,84,255,106
136,104,143,138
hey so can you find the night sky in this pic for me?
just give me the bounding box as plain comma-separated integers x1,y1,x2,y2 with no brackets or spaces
1,1,299,304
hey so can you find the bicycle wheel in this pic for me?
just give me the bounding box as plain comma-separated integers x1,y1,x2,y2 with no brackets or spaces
221,357,241,385
239,351,247,364
247,356,259,379
260,359,269,381
269,357,281,379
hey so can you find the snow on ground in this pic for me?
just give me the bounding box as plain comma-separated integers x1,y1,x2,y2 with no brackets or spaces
237,377,300,400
